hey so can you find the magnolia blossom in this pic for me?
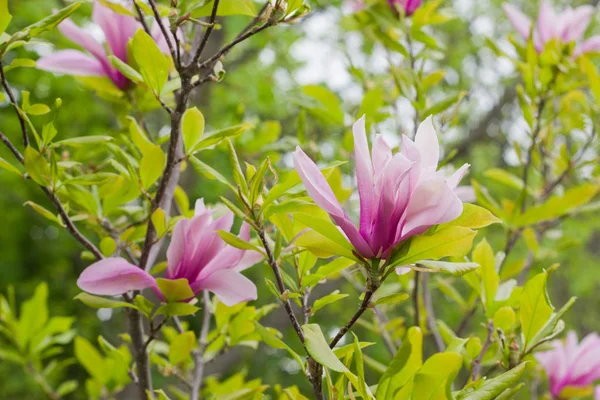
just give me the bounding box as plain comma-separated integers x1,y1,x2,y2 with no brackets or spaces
38,0,175,89
536,331,600,398
77,200,262,306
502,1,600,56
388,0,423,16
293,115,468,260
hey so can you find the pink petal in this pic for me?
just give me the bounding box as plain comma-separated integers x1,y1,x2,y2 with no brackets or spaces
77,258,156,296
234,251,264,272
293,147,346,218
167,218,190,277
353,116,377,236
455,186,476,203
502,3,532,40
446,163,470,190
37,50,107,77
93,0,138,62
396,267,411,275
574,36,600,56
561,5,594,42
537,1,558,45
372,135,393,181
400,178,463,239
199,269,257,307
595,385,600,400
414,116,439,169
59,18,107,64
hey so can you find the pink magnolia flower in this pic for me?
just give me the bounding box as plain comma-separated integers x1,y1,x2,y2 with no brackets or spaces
293,115,468,260
502,1,600,56
77,200,263,306
388,0,423,16
38,0,175,89
535,331,600,398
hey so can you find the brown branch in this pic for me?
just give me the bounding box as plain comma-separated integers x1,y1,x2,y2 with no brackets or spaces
0,60,29,147
412,271,420,327
191,291,211,399
471,320,494,381
126,305,153,399
328,287,376,349
133,1,152,36
190,0,221,67
147,0,178,67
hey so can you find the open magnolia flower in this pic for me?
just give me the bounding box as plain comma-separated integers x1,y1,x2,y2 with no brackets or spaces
536,331,600,398
38,0,175,89
77,200,263,306
503,1,600,56
293,115,469,261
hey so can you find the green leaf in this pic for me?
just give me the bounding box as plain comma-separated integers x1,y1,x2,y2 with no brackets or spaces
26,104,50,116
182,107,205,154
74,293,138,310
412,352,463,400
473,239,499,315
191,123,252,152
312,290,349,314
484,168,529,193
441,204,502,230
416,260,479,276
423,91,466,116
217,230,263,253
16,283,49,350
156,302,200,317
513,184,600,227
24,201,64,226
457,362,528,400
373,292,410,306
109,55,143,84
293,212,354,252
99,237,117,257
192,0,256,17
352,333,370,400
74,336,107,382
303,258,356,287
140,144,166,189
295,229,358,261
24,146,50,185
189,156,235,191
254,322,304,370
520,271,553,351
56,381,78,397
226,138,248,194
377,327,423,400
128,117,156,154
389,226,477,268
302,85,344,125
53,136,114,147
0,0,11,35
302,324,348,373
151,208,167,239
131,30,169,95
493,306,516,332
156,278,195,303
0,156,19,176
169,331,196,365
526,296,576,353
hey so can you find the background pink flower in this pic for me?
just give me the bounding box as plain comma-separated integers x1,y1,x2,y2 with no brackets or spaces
293,115,468,260
38,0,175,89
503,1,600,56
77,200,263,306
388,0,423,16
536,331,600,398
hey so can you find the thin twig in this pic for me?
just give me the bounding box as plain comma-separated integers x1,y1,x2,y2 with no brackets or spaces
191,291,211,399
471,320,494,381
147,0,178,66
412,271,420,327
190,0,221,67
329,288,376,349
0,60,28,147
422,273,444,352
133,1,152,36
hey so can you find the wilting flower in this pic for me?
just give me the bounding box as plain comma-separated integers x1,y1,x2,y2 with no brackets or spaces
38,0,175,89
388,0,423,16
293,115,468,260
535,331,600,398
502,1,600,56
77,200,262,306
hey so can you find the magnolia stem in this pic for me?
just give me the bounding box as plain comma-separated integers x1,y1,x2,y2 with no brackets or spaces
329,287,376,349
422,273,444,352
0,60,28,147
471,320,494,381
191,291,211,399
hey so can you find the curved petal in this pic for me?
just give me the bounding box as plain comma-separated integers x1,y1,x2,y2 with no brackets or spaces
455,186,476,203
372,135,393,182
77,258,155,296
37,50,107,77
561,5,594,42
93,0,138,62
293,147,346,218
414,116,439,168
200,269,257,307
166,218,190,277
574,36,600,56
59,19,107,63
502,3,532,40
400,178,463,239
537,1,558,44
353,116,377,235
446,163,470,190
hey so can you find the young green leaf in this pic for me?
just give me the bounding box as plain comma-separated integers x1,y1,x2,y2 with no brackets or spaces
520,271,553,352
74,293,138,310
132,30,169,95
151,208,167,239
156,278,195,303
182,107,205,154
169,331,196,365
311,290,349,314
